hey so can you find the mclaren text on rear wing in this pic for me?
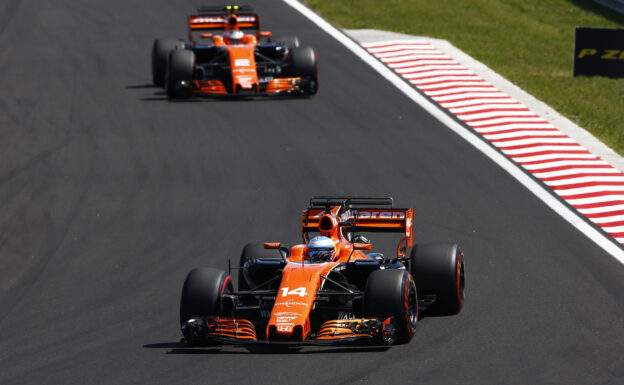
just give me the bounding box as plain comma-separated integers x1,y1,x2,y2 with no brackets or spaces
302,207,414,256
188,13,260,31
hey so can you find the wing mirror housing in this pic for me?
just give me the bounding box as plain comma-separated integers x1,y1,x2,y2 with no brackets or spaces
353,243,372,250
264,242,281,249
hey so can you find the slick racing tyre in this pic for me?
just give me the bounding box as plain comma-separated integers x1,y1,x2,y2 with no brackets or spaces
410,243,465,315
276,36,300,49
165,49,195,99
288,46,318,95
151,39,185,87
238,243,282,291
365,269,418,344
179,268,233,326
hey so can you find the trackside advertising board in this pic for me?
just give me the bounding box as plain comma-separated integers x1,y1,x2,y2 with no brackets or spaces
573,27,624,77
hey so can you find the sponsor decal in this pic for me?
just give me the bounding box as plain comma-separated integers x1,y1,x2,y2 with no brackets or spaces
357,211,405,220
574,27,624,78
274,300,307,308
273,311,301,316
276,325,293,332
234,59,250,67
276,316,298,323
190,16,226,24
236,16,256,23
338,312,355,320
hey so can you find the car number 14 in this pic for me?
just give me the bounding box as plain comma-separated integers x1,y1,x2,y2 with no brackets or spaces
280,287,307,297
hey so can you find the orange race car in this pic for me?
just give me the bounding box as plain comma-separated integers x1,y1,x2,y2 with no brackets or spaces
180,197,466,347
151,5,318,99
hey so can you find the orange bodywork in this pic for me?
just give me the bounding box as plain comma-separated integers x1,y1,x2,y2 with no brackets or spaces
227,45,259,92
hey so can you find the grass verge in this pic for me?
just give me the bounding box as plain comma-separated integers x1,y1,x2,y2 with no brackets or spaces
305,0,624,155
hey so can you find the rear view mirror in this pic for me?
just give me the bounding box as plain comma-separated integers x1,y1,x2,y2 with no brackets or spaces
264,242,281,249
200,33,213,38
258,31,272,37
353,243,372,250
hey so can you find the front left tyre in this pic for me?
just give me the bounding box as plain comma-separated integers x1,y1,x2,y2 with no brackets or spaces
179,268,233,326
165,49,196,99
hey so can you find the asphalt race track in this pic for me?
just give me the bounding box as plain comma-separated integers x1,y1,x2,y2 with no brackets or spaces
0,0,623,384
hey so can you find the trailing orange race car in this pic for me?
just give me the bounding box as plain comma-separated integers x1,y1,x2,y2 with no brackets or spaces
151,5,318,99
180,197,466,347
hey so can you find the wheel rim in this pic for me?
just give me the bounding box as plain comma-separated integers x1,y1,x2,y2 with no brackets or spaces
407,278,418,330
457,251,465,305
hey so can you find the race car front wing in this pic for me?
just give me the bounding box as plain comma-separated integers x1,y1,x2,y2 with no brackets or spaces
175,77,315,97
181,316,396,346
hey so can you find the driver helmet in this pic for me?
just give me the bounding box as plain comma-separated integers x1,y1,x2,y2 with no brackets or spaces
307,236,335,262
223,29,244,45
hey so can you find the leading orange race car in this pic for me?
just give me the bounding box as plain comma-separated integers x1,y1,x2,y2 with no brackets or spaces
180,197,465,347
151,5,318,99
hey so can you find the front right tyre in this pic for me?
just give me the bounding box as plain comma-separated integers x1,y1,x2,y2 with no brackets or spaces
365,269,418,344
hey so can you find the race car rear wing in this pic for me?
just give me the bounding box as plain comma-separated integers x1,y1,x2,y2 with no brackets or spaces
188,5,261,36
302,197,414,256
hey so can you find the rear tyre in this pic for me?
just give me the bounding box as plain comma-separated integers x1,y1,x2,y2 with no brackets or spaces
410,243,465,315
151,39,185,87
276,36,300,49
165,49,195,99
179,268,233,326
238,243,281,291
288,46,318,95
365,269,418,344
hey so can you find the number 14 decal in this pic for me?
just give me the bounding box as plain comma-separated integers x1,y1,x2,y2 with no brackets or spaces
280,287,308,297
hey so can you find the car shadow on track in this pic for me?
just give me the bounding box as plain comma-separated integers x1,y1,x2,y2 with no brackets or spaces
143,342,390,355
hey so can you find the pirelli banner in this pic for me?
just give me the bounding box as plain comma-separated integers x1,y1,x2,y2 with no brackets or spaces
574,27,624,78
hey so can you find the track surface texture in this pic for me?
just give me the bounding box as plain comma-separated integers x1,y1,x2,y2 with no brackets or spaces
0,0,622,384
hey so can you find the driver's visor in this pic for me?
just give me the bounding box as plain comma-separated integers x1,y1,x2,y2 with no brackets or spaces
308,247,334,258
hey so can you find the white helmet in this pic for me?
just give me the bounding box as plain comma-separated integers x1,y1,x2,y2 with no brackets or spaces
223,29,244,44
308,236,335,262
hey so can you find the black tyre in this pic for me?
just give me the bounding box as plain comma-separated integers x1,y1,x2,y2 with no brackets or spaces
276,36,300,49
410,243,465,315
179,268,233,326
151,39,185,87
288,46,318,94
165,49,195,99
365,269,418,344
238,243,281,291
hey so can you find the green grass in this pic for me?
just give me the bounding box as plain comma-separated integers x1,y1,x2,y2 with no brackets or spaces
305,0,624,154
